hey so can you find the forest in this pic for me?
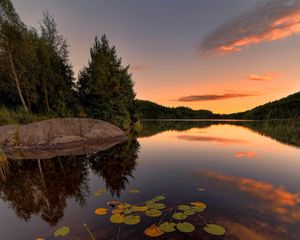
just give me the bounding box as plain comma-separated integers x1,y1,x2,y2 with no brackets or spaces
0,0,299,130
0,0,136,129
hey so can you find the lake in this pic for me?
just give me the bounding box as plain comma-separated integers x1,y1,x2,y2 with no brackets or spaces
0,120,300,240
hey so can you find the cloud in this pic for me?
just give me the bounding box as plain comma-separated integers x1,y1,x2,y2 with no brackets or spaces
177,135,248,145
200,0,300,53
248,74,273,81
130,65,152,72
176,92,259,102
235,151,257,158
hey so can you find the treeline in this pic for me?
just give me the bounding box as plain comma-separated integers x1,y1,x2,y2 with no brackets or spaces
136,100,214,119
0,0,136,129
136,91,300,120
224,92,300,120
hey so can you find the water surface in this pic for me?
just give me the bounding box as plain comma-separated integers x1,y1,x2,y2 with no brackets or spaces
0,120,300,239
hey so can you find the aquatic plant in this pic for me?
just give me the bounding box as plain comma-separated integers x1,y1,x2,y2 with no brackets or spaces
36,192,226,239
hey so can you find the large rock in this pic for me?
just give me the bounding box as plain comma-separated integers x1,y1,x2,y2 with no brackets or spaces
0,118,126,148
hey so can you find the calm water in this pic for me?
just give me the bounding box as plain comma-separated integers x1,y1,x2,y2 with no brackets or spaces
0,120,300,240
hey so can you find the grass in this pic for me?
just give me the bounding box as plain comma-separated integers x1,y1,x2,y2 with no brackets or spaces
0,107,48,126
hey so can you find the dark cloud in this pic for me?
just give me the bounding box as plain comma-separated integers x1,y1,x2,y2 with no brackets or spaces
176,92,259,102
200,0,300,53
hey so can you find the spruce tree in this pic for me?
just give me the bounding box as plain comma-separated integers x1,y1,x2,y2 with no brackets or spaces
78,35,136,129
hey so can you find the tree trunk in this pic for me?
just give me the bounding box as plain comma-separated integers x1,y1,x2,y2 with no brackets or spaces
8,53,29,112
43,78,50,114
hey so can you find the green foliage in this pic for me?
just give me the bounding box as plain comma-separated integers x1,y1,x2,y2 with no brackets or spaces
224,92,300,120
77,35,136,129
0,1,78,117
0,106,47,125
136,99,214,119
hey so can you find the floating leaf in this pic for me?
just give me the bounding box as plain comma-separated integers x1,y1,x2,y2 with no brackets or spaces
93,189,106,196
172,212,187,220
129,189,140,194
131,205,148,212
159,222,176,233
95,208,108,215
197,188,205,192
191,202,206,209
123,215,141,225
147,202,166,210
176,222,195,233
144,224,164,237
112,209,123,215
35,238,45,240
178,205,191,211
145,209,162,217
192,206,205,212
123,209,133,215
110,214,124,224
204,224,226,236
183,209,195,216
153,195,166,201
54,226,70,237
117,203,131,209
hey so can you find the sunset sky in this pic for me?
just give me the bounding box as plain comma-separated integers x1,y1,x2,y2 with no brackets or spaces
12,0,300,113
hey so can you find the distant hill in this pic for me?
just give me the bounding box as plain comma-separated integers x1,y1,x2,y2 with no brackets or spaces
136,91,300,120
225,91,300,120
135,100,214,119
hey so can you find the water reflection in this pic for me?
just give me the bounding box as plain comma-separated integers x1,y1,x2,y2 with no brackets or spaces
140,120,300,148
0,139,139,226
88,138,140,197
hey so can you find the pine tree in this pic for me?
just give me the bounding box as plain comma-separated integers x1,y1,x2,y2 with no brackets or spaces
78,35,136,129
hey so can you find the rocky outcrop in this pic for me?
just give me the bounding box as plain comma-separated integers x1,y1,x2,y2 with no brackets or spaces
0,118,127,148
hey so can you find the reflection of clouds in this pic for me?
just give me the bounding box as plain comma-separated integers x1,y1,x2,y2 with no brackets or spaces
177,135,248,145
235,151,257,158
204,171,300,223
221,220,280,240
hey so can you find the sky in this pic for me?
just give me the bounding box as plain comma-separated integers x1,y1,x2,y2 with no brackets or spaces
11,0,300,113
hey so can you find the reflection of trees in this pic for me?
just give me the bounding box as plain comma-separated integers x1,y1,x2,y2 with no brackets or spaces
139,120,214,138
88,139,140,197
0,156,89,226
140,120,300,148
0,138,140,225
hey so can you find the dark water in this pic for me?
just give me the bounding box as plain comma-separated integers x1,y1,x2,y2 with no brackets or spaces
0,120,300,240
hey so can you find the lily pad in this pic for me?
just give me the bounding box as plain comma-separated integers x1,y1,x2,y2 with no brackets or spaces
159,222,176,233
54,226,70,237
129,189,140,194
147,202,166,210
192,206,205,212
144,224,164,237
94,208,108,215
176,222,195,233
110,214,124,224
178,205,191,211
93,189,106,196
191,201,206,209
145,209,162,217
204,224,226,236
112,209,123,215
131,205,148,212
123,209,133,215
153,195,166,201
123,215,141,225
172,212,187,220
117,203,132,209
183,209,195,216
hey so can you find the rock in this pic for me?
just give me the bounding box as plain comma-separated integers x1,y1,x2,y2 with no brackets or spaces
0,118,127,148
